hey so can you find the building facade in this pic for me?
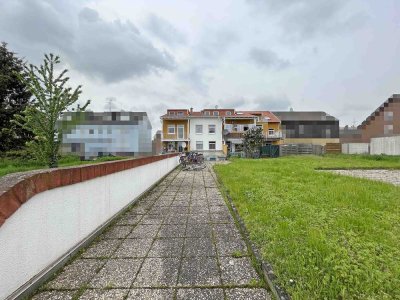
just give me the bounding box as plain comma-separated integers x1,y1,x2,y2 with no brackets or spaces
273,111,340,146
160,108,284,157
59,111,152,159
356,94,400,143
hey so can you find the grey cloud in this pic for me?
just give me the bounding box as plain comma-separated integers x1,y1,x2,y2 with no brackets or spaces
0,1,176,82
199,30,239,59
249,48,290,70
247,0,368,41
145,14,186,46
253,95,292,111
178,66,210,96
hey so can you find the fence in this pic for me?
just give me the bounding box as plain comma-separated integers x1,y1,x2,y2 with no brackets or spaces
370,136,400,155
280,144,324,156
341,143,369,154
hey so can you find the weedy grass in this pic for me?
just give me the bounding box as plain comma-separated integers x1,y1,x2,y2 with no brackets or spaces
0,155,126,178
214,155,400,300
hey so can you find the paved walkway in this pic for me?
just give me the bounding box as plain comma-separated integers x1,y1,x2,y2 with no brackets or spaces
32,165,270,299
324,169,400,186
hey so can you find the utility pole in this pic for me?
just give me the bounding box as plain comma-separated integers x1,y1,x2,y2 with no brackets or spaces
105,97,116,112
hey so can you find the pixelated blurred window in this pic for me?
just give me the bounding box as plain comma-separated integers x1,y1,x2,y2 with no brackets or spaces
121,115,130,121
384,124,393,135
196,141,203,150
89,129,94,134
384,111,393,121
177,111,184,116
226,111,232,116
107,128,112,134
169,111,175,115
213,111,219,116
208,124,216,134
196,125,203,134
209,141,216,150
112,112,117,121
204,111,210,116
168,125,175,134
98,128,103,134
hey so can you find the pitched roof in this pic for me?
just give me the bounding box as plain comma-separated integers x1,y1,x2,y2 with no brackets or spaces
358,94,400,129
239,111,281,122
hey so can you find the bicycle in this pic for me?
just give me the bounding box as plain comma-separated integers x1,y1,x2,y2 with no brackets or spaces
179,151,205,170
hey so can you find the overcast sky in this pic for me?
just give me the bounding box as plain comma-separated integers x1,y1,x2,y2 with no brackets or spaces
1,0,399,132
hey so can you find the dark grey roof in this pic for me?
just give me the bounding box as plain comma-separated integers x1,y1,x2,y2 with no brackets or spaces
272,111,338,121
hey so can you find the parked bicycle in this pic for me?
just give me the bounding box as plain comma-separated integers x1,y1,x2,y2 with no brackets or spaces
179,151,205,170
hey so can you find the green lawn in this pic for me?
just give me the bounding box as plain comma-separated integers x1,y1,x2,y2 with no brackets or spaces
0,155,127,178
214,155,400,300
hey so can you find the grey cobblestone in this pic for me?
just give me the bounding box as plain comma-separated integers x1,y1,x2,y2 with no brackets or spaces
324,169,400,186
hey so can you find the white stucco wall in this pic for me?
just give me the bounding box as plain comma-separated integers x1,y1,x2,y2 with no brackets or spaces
0,156,178,300
341,143,370,154
370,136,400,155
189,117,223,151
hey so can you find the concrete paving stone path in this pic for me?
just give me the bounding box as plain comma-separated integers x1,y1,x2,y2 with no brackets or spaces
31,165,271,300
324,169,400,186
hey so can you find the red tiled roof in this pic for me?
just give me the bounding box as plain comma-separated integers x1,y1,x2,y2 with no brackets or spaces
239,111,281,122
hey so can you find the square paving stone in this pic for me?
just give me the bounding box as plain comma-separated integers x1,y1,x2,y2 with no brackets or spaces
148,238,184,257
183,238,216,257
163,214,188,225
32,291,75,300
168,205,190,214
113,239,153,258
116,214,142,226
127,288,174,299
209,205,230,213
220,257,259,285
216,235,247,257
82,239,121,258
89,259,142,288
128,225,160,239
210,212,233,224
79,289,128,299
225,288,270,300
157,224,186,238
147,206,171,215
190,206,209,214
46,259,104,289
102,226,132,239
187,214,210,224
132,258,180,287
213,224,241,239
172,200,190,206
140,214,165,225
186,223,213,238
176,288,224,300
178,257,221,286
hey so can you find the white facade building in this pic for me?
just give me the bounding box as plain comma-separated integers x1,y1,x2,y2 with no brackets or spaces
189,117,224,158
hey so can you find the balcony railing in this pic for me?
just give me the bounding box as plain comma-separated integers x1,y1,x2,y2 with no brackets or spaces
265,132,283,139
161,133,189,140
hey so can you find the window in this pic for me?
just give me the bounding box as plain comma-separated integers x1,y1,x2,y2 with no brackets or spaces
177,125,184,139
384,111,394,121
195,125,203,134
196,141,203,150
204,111,210,116
226,111,232,116
89,129,94,134
107,128,112,134
384,124,393,135
299,125,304,135
168,125,175,134
244,125,249,131
268,128,274,135
169,111,175,115
213,111,219,116
120,115,130,121
98,129,103,134
326,128,331,138
208,124,216,134
177,111,184,116
209,141,216,150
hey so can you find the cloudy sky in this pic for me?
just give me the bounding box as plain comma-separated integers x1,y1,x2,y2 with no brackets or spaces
1,0,399,132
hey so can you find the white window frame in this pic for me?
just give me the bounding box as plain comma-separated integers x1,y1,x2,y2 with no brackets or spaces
213,111,219,116
177,111,184,116
196,141,203,150
268,128,275,135
204,111,210,116
195,124,203,134
384,111,394,121
169,111,175,115
168,125,175,134
226,111,232,116
177,124,184,139
209,141,216,150
208,124,216,134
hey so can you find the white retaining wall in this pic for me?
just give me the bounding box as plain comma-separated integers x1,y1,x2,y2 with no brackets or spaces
0,156,179,300
370,136,400,155
341,143,370,154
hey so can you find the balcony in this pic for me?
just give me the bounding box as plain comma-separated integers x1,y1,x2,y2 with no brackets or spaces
265,132,283,139
161,133,189,141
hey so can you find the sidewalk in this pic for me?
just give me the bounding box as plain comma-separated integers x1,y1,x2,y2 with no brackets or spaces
32,165,270,299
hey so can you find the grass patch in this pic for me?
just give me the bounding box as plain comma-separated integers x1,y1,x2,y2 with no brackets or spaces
214,155,400,299
0,155,127,178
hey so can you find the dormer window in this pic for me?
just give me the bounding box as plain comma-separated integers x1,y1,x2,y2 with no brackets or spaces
169,111,175,115
177,111,184,116
213,111,219,116
204,111,210,116
226,111,232,116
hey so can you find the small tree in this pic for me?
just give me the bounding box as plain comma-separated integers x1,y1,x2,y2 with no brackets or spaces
242,126,264,158
15,54,90,167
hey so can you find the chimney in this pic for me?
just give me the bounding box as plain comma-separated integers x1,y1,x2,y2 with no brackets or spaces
190,107,193,115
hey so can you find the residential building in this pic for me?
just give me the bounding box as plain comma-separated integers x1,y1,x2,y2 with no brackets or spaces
355,94,400,143
272,111,340,146
160,108,284,157
58,111,152,159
